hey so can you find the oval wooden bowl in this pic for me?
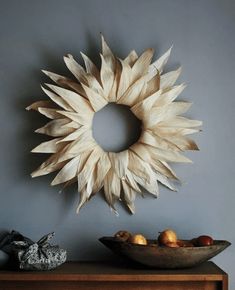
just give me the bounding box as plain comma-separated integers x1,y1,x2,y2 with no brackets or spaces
99,237,231,269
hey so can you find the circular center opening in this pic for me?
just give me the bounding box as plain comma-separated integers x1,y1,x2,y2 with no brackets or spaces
92,103,142,152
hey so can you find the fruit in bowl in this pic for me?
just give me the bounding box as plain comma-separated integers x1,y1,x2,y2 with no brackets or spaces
196,235,214,246
128,234,148,245
158,229,177,246
99,230,231,269
114,229,215,249
114,230,132,242
157,230,214,248
114,231,147,245
164,242,180,248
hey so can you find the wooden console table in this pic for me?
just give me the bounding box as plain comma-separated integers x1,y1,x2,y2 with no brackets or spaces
0,261,228,290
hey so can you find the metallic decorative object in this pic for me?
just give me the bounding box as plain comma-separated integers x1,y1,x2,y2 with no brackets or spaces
27,35,202,214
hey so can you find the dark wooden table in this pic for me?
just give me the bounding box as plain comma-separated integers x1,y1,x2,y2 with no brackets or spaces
0,261,228,290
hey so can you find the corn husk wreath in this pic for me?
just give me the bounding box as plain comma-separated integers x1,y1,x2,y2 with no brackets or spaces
27,35,202,215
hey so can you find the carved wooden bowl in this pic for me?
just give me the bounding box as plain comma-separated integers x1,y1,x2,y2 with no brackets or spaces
99,237,231,269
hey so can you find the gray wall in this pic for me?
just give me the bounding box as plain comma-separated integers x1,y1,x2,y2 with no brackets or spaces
0,0,235,287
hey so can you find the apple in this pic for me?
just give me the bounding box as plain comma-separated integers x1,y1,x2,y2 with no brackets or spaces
128,234,147,245
114,230,132,242
158,229,177,246
196,235,214,246
165,242,180,248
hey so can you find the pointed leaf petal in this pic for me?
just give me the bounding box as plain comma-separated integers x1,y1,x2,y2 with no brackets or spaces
35,119,74,137
31,138,66,153
124,50,138,67
41,86,73,111
160,67,182,89
148,46,172,80
109,150,128,179
51,156,80,185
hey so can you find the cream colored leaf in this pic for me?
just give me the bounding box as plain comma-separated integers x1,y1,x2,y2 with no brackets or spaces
128,150,153,183
37,107,62,119
81,83,108,111
41,86,73,111
100,34,115,70
139,70,160,101
26,100,54,111
130,142,151,162
130,143,178,180
103,171,119,213
158,116,202,128
131,48,154,83
105,169,121,200
31,138,66,153
41,69,72,86
93,153,111,192
116,60,132,101
151,159,178,180
76,188,92,213
100,54,115,99
77,146,103,191
76,150,93,175
121,180,136,214
45,84,93,114
148,46,172,80
125,170,141,192
143,88,187,129
155,172,176,191
131,89,162,119
35,119,74,137
132,172,159,197
67,138,97,155
51,156,80,185
27,102,62,119
159,160,179,180
57,110,93,126
85,73,104,97
31,146,78,177
31,160,67,178
164,136,199,151
109,150,128,179
109,59,121,102
80,52,100,83
139,130,180,152
117,75,147,106
64,54,88,84
42,70,86,97
124,50,138,67
147,145,192,163
57,126,91,143
160,67,182,89
163,102,192,118
153,126,200,137
154,84,186,108
62,121,80,129
86,166,97,195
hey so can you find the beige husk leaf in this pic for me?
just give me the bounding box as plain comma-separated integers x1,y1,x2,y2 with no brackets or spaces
27,34,202,214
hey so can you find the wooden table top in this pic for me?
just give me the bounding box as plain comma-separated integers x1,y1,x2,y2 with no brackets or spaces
0,261,227,282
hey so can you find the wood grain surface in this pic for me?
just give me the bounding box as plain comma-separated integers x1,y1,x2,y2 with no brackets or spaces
0,261,228,290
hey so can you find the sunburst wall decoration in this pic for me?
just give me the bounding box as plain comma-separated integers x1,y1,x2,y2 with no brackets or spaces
27,35,202,214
